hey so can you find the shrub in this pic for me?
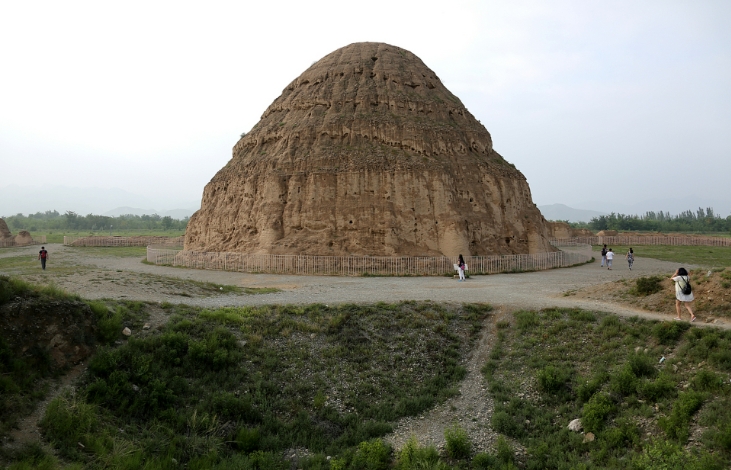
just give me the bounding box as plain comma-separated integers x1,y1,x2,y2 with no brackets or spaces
395,436,442,470
627,353,657,378
582,393,614,432
444,424,471,460
631,438,724,470
537,365,571,394
653,321,689,345
350,439,391,470
601,418,640,448
91,303,123,344
692,370,723,391
471,452,498,469
638,372,676,402
631,276,664,296
235,427,261,453
610,366,638,396
577,373,608,403
659,391,705,442
709,349,731,371
495,436,514,466
492,410,523,438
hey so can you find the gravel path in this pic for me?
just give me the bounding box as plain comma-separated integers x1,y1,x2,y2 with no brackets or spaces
0,244,707,315
3,243,728,456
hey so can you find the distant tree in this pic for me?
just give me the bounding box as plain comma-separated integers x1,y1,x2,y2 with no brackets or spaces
162,216,173,230
65,211,79,229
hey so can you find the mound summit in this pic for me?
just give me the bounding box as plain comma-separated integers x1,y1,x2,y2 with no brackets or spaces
185,42,553,256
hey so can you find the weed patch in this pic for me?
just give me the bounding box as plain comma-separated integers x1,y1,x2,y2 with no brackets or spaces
27,301,488,468
482,307,731,468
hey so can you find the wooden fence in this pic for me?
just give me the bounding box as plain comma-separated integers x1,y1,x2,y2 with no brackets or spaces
0,235,47,248
64,236,184,247
551,236,731,247
146,243,593,277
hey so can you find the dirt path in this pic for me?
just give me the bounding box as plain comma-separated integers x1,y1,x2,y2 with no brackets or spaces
2,243,728,455
5,244,726,324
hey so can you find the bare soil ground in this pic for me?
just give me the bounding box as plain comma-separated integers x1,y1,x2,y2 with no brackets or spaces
2,243,730,456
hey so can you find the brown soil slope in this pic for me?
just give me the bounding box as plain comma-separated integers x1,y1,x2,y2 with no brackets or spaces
572,268,731,320
185,42,553,257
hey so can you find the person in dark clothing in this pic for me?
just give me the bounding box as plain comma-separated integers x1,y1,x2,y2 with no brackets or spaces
38,246,49,270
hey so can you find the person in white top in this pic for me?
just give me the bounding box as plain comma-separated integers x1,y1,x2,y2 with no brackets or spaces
605,248,614,270
670,267,696,322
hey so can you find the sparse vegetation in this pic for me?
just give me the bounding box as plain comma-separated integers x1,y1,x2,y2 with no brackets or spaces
483,307,731,468
3,299,490,468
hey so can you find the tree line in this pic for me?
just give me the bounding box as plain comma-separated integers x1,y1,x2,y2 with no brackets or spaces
571,207,731,233
3,210,189,232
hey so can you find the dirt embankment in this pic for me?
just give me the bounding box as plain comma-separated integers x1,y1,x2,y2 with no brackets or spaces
570,268,731,322
0,298,98,370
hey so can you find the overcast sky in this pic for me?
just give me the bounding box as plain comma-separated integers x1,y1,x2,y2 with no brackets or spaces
1,0,730,216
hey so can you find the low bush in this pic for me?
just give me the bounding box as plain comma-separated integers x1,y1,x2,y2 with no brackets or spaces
582,393,614,433
692,370,723,391
653,321,690,345
348,439,391,470
627,353,657,378
610,365,638,396
537,365,572,395
577,372,608,403
631,276,664,296
444,424,471,460
638,372,676,402
394,436,443,470
659,391,705,442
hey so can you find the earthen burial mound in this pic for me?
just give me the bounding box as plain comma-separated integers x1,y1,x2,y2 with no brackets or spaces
0,218,12,240
186,42,554,257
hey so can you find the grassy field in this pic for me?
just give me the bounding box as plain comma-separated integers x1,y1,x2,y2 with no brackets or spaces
32,229,186,244
594,245,731,268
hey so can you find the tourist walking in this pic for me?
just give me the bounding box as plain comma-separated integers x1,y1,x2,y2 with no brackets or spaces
626,248,634,270
38,246,49,270
606,248,614,270
600,244,608,267
457,254,466,281
670,267,696,322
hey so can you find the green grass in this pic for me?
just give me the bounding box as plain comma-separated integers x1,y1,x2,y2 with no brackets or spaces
5,300,490,468
593,245,731,268
66,246,148,258
483,307,731,469
33,229,185,244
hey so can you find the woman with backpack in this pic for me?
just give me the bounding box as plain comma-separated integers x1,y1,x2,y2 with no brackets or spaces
670,267,696,322
457,254,466,282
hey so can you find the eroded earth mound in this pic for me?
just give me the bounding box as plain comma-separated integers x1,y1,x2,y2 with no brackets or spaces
0,218,12,240
186,42,554,256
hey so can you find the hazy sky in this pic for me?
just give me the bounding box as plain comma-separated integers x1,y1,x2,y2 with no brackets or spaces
1,1,730,215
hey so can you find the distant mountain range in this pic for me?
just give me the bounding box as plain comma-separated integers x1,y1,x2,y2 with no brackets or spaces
538,204,607,223
0,185,199,218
